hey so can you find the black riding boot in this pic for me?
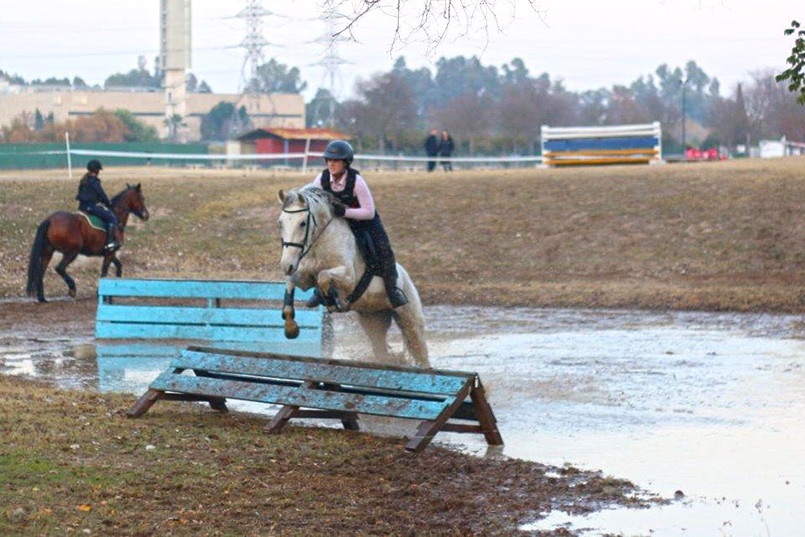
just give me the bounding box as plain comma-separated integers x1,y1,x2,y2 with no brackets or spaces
305,289,324,308
105,226,120,252
384,272,408,308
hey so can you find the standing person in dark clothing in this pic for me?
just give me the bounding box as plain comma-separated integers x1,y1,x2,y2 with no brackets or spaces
306,140,408,309
424,128,439,172
439,130,454,171
76,159,120,252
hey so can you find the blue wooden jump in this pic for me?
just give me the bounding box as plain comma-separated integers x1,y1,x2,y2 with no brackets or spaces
94,278,327,391
127,346,504,453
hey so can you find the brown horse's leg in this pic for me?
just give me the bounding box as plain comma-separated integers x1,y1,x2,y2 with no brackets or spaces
55,252,79,298
101,255,122,277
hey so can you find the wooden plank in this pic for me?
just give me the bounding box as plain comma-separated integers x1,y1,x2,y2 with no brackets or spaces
469,380,504,446
546,148,659,157
176,349,471,395
543,137,659,152
95,323,321,343
96,304,322,328
98,278,316,302
547,157,654,166
404,379,474,453
152,373,453,420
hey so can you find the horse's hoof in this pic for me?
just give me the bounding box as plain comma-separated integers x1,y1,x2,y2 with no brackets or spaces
37,297,47,303
68,289,76,298
284,327,300,339
284,322,300,339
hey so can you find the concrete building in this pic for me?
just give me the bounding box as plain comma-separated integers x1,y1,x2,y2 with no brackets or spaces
0,87,306,141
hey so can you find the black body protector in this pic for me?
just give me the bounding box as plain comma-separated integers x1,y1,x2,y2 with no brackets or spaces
320,168,407,307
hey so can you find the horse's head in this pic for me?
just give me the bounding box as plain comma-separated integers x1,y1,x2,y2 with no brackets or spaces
113,183,150,221
277,186,332,276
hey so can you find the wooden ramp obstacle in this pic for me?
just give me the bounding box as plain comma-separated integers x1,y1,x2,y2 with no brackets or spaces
94,278,326,392
128,346,504,453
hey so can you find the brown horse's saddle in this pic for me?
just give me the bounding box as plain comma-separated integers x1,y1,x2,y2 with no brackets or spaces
76,211,107,231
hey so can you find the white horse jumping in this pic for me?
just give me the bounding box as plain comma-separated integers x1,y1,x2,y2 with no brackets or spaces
277,185,429,368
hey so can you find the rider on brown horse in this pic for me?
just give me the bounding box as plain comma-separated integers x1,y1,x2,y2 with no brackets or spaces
76,159,120,252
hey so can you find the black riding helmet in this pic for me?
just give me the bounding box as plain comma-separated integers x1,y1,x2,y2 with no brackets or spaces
323,140,354,166
87,159,103,173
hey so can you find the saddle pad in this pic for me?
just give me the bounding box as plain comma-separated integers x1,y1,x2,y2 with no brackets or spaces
76,211,106,231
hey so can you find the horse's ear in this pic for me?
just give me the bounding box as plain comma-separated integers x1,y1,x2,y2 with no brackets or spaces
277,189,286,204
135,183,141,190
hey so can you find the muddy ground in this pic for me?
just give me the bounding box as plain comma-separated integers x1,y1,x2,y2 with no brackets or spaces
4,159,805,534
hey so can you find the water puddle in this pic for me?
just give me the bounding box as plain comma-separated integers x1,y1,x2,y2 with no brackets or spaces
2,306,804,535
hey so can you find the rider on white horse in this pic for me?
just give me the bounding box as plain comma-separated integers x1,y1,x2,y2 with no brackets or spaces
305,140,408,309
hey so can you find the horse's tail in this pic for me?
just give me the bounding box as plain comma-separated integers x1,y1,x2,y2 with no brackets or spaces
26,219,50,297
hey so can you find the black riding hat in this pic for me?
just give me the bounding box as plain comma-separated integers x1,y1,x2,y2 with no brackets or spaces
323,140,354,166
86,159,103,173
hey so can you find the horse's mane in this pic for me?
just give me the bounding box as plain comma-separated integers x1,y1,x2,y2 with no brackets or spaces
110,186,131,207
283,185,336,216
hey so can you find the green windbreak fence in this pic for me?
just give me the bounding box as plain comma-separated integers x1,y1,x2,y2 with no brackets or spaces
0,143,210,170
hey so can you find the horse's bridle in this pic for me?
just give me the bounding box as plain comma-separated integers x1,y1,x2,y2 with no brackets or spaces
281,198,334,264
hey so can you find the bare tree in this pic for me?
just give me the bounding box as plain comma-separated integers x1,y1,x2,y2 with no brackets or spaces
436,91,494,155
321,0,543,55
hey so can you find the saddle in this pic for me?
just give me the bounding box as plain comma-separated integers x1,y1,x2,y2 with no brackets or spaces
76,211,107,231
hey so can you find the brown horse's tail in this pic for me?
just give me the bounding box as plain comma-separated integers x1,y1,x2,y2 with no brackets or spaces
26,219,50,297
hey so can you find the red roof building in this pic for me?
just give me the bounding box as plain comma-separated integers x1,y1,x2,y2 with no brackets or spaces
236,127,350,167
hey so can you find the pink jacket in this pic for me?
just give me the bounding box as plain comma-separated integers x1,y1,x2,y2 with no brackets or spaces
310,171,376,221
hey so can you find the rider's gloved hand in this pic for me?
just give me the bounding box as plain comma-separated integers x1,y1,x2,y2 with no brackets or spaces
332,202,347,217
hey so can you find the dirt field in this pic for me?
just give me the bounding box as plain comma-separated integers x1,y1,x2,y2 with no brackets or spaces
4,158,805,309
3,158,805,535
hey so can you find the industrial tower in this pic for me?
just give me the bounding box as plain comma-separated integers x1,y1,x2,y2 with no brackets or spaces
160,0,191,141
310,11,349,127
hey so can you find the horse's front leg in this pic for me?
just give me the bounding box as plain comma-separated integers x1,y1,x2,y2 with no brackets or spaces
282,278,300,339
318,266,355,312
55,252,78,298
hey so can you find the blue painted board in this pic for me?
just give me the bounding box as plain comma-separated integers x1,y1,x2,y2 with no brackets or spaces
95,304,323,329
96,341,322,360
544,136,659,152
95,323,321,343
176,349,471,395
98,278,315,301
151,373,452,420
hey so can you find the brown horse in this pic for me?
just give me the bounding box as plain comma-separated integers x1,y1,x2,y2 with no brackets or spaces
26,183,150,302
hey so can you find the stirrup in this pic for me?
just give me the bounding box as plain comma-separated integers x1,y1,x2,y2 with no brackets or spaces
105,242,120,253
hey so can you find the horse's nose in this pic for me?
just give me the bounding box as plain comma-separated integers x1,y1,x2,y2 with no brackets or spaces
284,263,296,276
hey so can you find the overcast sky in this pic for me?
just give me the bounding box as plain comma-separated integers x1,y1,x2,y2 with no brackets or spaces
0,1,799,101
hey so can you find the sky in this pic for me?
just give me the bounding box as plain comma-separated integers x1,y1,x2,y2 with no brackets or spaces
0,1,800,102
